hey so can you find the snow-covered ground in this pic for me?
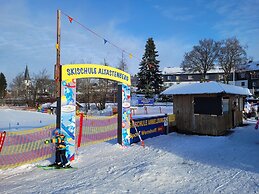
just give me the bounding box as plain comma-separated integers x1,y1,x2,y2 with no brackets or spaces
0,106,173,131
0,107,56,131
0,108,259,193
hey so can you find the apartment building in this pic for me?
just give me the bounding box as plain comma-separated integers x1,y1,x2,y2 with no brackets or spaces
162,61,259,96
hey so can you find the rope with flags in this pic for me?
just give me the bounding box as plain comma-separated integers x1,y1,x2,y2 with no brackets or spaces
60,10,140,61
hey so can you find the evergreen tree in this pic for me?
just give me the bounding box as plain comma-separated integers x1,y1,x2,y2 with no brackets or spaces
137,38,163,97
0,73,7,98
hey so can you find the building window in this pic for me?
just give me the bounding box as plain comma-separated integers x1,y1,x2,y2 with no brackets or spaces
222,98,229,113
218,74,223,80
188,75,193,80
205,75,209,80
241,82,245,86
250,72,259,79
240,73,246,79
176,76,180,81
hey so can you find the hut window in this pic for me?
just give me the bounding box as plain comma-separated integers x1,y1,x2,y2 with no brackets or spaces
176,76,180,81
222,98,229,113
194,96,222,115
239,98,243,111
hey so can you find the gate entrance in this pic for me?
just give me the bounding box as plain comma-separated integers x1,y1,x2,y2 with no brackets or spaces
59,64,131,161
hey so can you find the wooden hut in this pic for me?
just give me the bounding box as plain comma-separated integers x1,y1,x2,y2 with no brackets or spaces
162,81,251,136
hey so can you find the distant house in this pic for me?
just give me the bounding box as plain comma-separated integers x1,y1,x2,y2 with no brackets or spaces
162,60,259,96
162,81,251,136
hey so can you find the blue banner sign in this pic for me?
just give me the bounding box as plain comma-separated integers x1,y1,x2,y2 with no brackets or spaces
130,115,166,143
138,98,154,105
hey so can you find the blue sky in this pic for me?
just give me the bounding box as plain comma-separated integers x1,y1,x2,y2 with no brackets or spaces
1,0,259,84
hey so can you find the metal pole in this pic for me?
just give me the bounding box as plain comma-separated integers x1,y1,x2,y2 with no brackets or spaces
55,10,61,129
117,84,122,145
233,67,235,86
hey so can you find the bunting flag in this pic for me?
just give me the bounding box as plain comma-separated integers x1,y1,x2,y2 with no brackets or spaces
68,16,73,23
61,11,140,61
56,44,59,50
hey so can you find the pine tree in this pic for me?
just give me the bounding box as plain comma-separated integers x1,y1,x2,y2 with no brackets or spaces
0,73,7,98
137,38,163,97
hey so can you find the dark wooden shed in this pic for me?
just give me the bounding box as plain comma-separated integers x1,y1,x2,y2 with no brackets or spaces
162,82,251,136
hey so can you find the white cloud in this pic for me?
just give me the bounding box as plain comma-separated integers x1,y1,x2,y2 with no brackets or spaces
209,0,259,60
4,0,257,86
156,38,192,70
0,2,143,83
59,19,144,75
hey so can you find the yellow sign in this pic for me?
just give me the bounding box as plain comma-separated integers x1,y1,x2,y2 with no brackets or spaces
168,114,175,122
62,64,131,85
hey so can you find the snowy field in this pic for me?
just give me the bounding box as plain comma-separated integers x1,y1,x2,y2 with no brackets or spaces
0,108,259,193
0,107,56,131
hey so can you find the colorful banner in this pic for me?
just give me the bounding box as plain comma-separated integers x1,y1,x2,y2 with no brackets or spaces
138,98,155,105
121,84,131,146
0,125,55,169
0,115,119,169
78,115,117,146
61,64,131,148
130,116,166,144
61,79,76,161
62,64,131,85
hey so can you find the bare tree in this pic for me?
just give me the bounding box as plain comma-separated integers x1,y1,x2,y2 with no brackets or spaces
93,61,111,110
10,73,26,98
31,69,54,105
77,78,94,113
93,78,109,110
117,57,128,72
218,37,248,83
181,39,220,81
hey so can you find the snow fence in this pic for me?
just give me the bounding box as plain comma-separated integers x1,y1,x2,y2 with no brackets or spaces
77,115,117,147
0,115,118,169
0,125,56,169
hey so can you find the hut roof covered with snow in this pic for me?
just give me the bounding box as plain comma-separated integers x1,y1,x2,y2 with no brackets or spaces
162,81,251,96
